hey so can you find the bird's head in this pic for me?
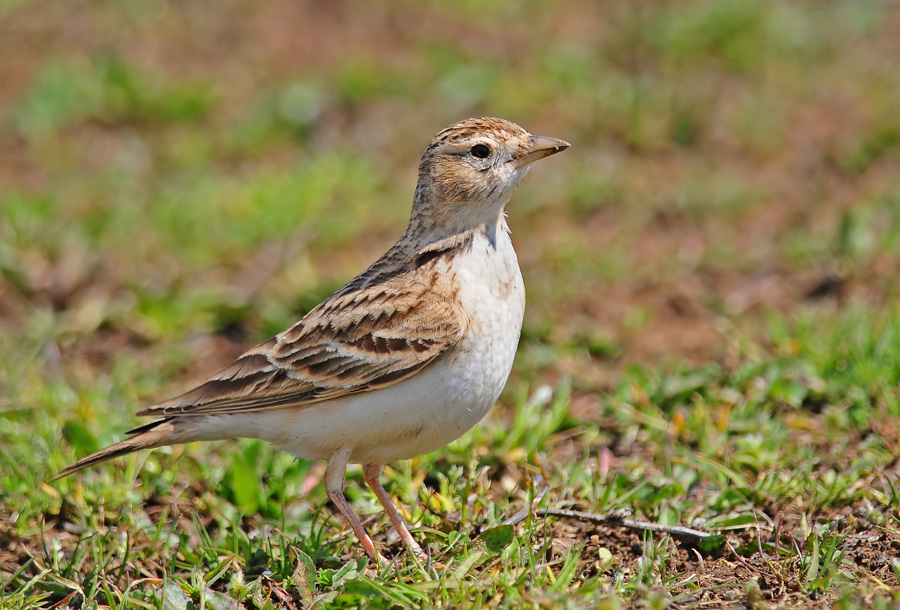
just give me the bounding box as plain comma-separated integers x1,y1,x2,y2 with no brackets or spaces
412,117,569,232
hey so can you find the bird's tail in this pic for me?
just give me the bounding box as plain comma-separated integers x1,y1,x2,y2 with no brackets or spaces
51,419,177,481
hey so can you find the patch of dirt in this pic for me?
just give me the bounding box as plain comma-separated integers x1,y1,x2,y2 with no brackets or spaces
532,501,900,609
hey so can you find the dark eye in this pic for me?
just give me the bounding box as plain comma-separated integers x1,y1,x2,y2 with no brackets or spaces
470,144,491,159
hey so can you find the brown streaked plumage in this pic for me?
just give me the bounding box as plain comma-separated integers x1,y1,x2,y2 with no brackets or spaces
138,231,475,418
55,117,569,565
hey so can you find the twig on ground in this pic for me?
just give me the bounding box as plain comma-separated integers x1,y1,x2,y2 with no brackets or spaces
536,508,715,541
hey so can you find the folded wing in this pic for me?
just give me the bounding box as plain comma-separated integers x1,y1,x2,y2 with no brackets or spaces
139,272,467,417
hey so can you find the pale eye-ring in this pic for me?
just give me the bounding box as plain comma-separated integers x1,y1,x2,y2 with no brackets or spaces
470,144,491,159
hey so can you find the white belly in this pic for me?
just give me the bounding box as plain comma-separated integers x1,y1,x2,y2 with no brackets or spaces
203,230,525,465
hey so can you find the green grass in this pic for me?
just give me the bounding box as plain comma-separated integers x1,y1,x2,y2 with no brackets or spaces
3,0,900,608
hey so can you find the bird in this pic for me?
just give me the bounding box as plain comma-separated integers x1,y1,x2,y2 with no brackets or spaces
55,117,569,564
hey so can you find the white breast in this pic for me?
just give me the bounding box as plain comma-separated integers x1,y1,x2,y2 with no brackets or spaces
218,228,526,465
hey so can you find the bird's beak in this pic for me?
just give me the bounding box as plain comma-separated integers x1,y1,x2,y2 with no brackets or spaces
514,135,571,169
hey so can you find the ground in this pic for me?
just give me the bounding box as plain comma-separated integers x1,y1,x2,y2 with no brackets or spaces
2,1,900,608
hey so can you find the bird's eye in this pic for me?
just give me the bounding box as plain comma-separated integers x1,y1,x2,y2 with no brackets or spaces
470,144,491,159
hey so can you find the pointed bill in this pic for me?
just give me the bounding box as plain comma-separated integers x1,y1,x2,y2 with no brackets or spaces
514,135,570,169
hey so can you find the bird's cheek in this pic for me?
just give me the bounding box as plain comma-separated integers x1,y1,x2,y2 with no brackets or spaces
434,165,478,203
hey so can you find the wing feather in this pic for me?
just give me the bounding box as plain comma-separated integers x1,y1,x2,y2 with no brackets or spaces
138,257,467,417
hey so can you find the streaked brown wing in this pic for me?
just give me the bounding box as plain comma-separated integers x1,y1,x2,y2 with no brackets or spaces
138,271,467,417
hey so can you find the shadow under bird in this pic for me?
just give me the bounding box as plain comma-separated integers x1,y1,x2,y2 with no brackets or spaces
56,117,569,564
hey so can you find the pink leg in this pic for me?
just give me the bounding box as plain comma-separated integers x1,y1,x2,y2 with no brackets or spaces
325,449,387,565
363,463,425,559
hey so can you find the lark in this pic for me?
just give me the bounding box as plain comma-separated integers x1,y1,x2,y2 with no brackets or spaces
56,117,569,564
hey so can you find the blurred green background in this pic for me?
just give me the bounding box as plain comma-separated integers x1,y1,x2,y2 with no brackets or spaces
2,1,898,390
2,1,900,607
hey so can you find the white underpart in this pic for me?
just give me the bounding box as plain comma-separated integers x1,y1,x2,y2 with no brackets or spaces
189,222,525,465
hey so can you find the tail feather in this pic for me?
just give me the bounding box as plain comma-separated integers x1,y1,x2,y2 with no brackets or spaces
52,419,177,481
